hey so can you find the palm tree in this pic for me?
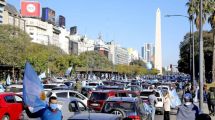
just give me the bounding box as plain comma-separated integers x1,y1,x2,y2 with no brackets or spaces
209,10,215,82
186,0,214,82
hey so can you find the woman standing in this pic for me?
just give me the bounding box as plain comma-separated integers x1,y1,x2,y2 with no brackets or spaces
163,91,171,120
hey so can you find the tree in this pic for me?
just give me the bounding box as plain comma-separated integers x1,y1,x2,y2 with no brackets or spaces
130,59,146,68
178,31,213,82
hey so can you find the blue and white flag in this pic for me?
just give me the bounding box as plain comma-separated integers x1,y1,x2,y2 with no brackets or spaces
38,72,46,80
23,62,46,112
170,89,181,108
65,67,73,76
6,75,11,85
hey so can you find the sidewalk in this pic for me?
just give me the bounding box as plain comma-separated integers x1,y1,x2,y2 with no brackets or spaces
194,102,215,119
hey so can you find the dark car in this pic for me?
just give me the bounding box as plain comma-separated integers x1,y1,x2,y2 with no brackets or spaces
88,90,137,111
101,97,150,120
125,85,142,95
96,85,124,90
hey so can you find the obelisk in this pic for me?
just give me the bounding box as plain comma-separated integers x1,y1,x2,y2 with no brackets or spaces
155,8,162,74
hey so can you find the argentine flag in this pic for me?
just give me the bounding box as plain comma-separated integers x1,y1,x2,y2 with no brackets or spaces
23,62,46,112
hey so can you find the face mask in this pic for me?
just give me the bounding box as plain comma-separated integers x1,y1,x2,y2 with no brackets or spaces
50,103,58,110
185,102,192,106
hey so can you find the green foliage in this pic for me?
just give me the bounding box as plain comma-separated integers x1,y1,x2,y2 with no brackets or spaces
178,31,213,80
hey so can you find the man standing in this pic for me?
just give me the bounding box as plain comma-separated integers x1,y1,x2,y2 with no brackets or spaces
25,96,63,120
148,90,158,120
208,87,215,116
176,93,200,120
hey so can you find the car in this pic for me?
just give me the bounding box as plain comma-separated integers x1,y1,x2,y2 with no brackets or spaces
5,84,23,95
88,90,137,111
43,83,67,93
125,85,142,95
86,81,104,89
53,77,68,83
140,90,164,114
0,92,23,120
101,97,150,120
46,90,88,105
96,85,124,90
81,86,94,97
68,113,122,120
157,85,170,92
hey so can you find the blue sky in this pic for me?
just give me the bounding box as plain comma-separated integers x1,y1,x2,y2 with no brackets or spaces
7,0,211,67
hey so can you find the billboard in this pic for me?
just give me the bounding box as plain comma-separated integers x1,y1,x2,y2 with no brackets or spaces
59,15,65,27
21,1,40,17
42,7,55,24
70,26,77,35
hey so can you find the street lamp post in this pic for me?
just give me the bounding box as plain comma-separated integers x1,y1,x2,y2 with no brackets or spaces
165,14,195,86
199,0,204,110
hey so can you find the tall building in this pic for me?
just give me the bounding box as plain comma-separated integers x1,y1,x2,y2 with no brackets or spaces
154,8,162,74
94,34,109,58
107,41,129,65
0,0,6,24
141,43,154,63
127,48,139,63
2,3,25,31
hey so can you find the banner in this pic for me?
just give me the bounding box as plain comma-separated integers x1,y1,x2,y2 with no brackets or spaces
21,1,40,17
39,72,46,80
65,67,73,76
23,62,46,112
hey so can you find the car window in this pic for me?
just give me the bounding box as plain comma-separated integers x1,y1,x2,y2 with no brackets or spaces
117,93,127,97
77,101,86,111
75,93,85,100
44,85,57,89
90,92,108,100
69,92,76,97
46,91,52,97
5,95,15,103
56,92,68,98
7,87,22,93
140,92,153,96
14,95,22,102
104,102,134,111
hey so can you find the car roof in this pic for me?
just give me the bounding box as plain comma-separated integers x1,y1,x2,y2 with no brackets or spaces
68,113,120,120
106,97,137,102
7,84,23,88
50,90,78,93
0,92,17,96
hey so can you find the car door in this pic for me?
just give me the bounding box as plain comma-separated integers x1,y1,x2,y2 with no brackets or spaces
14,95,23,119
4,95,17,120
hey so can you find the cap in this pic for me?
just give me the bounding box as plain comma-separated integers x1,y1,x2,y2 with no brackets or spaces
184,93,192,100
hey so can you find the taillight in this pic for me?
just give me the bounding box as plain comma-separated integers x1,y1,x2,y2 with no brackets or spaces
128,115,141,120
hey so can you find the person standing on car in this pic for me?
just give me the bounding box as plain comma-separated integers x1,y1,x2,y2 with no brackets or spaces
163,91,171,120
176,93,200,120
148,90,158,120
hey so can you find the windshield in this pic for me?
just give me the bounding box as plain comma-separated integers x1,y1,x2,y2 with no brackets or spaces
6,87,22,93
88,83,98,86
90,92,108,100
140,92,160,97
104,102,135,112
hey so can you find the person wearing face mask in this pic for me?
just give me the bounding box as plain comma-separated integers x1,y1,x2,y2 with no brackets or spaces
176,93,200,120
25,96,63,120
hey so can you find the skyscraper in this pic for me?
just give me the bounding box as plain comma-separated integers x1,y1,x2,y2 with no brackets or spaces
154,8,162,74
141,43,154,63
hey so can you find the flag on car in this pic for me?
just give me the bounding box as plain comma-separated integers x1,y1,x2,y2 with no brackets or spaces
6,75,11,85
38,72,46,80
23,62,46,112
65,67,73,76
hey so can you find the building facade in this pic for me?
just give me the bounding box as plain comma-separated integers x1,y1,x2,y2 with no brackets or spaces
2,3,25,31
141,43,154,63
0,0,6,24
107,42,129,65
127,48,139,63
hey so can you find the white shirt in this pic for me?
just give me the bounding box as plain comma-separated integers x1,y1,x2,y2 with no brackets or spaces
164,96,171,111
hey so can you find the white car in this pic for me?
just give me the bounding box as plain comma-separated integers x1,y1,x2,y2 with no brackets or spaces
157,85,170,92
86,81,104,89
53,77,68,83
43,83,67,92
140,89,164,114
47,90,88,105
5,84,23,95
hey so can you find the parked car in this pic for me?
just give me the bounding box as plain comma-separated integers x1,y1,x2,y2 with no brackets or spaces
53,77,67,83
140,90,164,114
101,97,150,120
96,85,124,90
0,92,23,120
43,83,67,94
88,90,137,111
157,85,170,92
125,85,141,95
5,84,23,95
68,113,121,120
46,90,88,105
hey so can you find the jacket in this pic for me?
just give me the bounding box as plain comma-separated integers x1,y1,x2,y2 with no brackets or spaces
176,104,200,120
